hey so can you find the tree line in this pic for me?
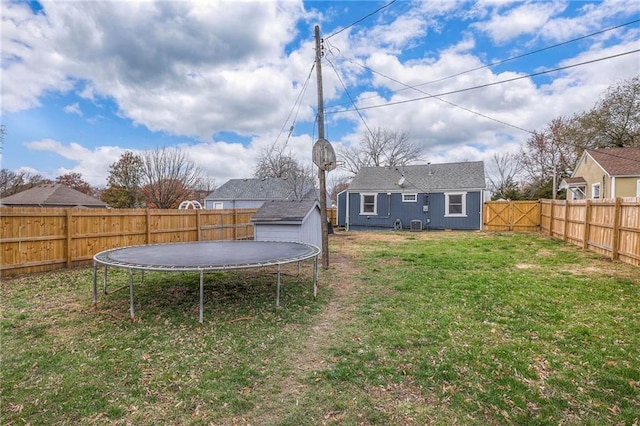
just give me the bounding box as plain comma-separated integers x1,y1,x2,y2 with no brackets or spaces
0,147,214,209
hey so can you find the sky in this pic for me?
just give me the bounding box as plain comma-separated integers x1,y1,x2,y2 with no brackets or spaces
1,0,639,189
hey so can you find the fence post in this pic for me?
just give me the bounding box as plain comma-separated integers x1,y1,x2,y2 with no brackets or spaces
582,200,591,250
196,209,202,241
563,200,569,242
66,209,73,268
233,209,237,241
146,209,151,244
548,200,555,236
611,197,621,260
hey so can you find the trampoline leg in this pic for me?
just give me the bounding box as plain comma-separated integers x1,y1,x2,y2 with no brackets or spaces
199,270,204,324
129,269,135,320
92,262,98,304
276,264,281,308
103,265,108,294
313,256,318,299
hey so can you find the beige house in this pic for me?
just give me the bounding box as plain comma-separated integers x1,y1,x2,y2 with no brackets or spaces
561,147,640,200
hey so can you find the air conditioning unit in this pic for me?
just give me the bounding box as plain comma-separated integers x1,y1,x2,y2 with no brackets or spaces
410,220,422,231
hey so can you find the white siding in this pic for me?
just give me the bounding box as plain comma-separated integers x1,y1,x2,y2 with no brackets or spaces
253,207,322,248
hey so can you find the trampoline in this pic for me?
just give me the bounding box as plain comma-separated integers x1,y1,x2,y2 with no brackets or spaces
92,240,320,323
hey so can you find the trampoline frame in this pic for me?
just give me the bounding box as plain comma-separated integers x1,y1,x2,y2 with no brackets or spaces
92,240,320,323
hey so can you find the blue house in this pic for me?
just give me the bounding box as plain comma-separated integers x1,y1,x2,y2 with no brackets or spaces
337,161,487,231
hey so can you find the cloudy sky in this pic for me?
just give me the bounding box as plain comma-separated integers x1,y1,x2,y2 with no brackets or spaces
1,0,639,188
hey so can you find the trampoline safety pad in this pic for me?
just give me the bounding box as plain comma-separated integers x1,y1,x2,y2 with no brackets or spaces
92,241,320,323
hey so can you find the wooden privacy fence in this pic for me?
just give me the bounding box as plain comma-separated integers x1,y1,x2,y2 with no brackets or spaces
484,199,640,267
1,207,257,276
541,198,640,267
483,201,540,232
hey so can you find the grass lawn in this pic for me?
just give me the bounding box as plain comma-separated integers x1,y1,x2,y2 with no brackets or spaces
1,231,639,425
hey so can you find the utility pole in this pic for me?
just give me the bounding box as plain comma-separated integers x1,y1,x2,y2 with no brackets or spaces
315,25,329,269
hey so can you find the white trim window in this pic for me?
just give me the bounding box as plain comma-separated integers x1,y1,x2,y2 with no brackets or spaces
592,183,600,199
637,179,640,197
445,192,467,217
212,202,224,210
402,193,417,202
360,193,377,215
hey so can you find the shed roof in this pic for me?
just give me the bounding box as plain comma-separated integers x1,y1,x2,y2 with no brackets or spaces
347,161,486,192
0,184,107,207
251,199,320,223
586,147,640,176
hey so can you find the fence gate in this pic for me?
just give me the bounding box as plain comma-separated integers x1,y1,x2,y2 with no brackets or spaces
483,201,540,232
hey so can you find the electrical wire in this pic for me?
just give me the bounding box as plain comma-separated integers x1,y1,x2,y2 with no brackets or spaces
326,18,640,109
325,0,397,40
325,56,374,138
326,49,640,114
272,62,315,147
342,56,534,134
395,18,640,94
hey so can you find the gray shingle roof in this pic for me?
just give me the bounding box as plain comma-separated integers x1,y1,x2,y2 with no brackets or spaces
251,199,320,223
206,178,295,200
347,161,486,192
0,184,107,207
587,147,640,176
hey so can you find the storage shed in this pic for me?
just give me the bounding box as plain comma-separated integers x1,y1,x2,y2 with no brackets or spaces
251,199,321,248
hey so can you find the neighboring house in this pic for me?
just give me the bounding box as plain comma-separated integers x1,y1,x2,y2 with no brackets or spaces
203,177,315,210
560,147,640,200
0,184,107,208
251,199,322,248
337,161,487,231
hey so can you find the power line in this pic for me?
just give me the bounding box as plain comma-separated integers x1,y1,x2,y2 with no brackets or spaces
325,0,397,40
326,18,640,109
326,49,640,114
273,62,315,147
343,57,534,134
398,18,640,93
325,56,374,138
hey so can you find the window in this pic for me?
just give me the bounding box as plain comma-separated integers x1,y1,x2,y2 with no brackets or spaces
445,192,466,216
212,202,224,210
402,193,417,202
592,183,600,199
637,179,640,197
360,193,377,215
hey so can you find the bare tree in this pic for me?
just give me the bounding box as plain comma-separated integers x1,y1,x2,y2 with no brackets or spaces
0,169,51,197
254,140,315,200
520,117,577,199
254,140,301,180
339,127,422,175
140,147,205,209
486,153,523,200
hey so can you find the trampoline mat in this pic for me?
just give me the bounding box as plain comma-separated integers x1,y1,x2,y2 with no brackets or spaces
94,240,319,270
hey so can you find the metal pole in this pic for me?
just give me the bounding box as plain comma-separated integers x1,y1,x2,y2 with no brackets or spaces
276,263,281,308
103,265,108,294
199,270,204,324
129,269,135,320
92,262,98,304
313,256,318,299
315,25,329,269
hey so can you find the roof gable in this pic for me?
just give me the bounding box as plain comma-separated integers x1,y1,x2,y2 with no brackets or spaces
347,161,486,192
0,184,107,207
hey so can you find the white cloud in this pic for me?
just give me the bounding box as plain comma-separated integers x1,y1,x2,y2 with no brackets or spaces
473,1,568,43
64,103,82,116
